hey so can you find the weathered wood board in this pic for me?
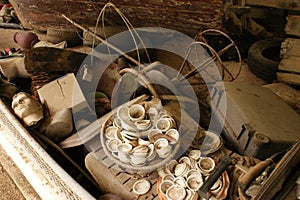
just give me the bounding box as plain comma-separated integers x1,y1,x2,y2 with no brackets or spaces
285,15,300,37
277,38,300,85
246,0,300,11
9,0,224,37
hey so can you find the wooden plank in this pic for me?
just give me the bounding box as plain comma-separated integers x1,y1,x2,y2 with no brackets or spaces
116,172,131,184
246,0,300,11
138,182,158,200
279,57,300,73
9,0,223,36
281,38,300,58
123,177,138,191
277,72,300,85
85,153,135,199
285,15,300,37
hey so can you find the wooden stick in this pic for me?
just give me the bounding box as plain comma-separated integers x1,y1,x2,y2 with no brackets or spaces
61,14,141,66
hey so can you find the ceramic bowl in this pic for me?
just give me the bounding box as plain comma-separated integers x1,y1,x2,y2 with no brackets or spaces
166,185,186,200
117,143,132,153
162,174,175,182
166,160,178,175
186,169,202,179
135,119,152,131
133,179,151,195
160,180,174,196
174,162,189,177
105,126,119,139
174,177,186,188
186,176,203,192
197,157,215,176
156,118,171,132
113,117,122,128
179,156,191,167
106,138,122,152
188,150,201,160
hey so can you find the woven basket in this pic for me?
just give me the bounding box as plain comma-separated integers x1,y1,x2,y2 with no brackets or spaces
100,109,181,174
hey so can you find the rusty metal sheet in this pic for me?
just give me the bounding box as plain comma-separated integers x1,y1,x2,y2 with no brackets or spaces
10,0,224,37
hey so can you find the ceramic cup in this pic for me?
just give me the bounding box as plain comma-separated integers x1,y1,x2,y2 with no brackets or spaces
117,143,132,163
154,138,172,158
156,118,171,132
166,129,179,144
197,157,215,176
128,104,145,122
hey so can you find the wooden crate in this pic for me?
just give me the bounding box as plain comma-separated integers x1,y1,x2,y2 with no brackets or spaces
277,38,300,85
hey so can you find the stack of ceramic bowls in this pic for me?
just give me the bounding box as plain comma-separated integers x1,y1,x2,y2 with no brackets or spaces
102,99,181,167
157,150,221,200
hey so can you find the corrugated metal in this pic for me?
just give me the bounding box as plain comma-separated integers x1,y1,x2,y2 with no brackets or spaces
10,0,224,36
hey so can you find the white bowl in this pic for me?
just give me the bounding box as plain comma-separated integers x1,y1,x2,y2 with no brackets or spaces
132,179,151,195
135,119,152,131
105,126,119,139
188,150,201,160
166,185,186,200
106,138,122,152
160,180,174,195
156,118,171,132
186,176,203,192
197,157,215,175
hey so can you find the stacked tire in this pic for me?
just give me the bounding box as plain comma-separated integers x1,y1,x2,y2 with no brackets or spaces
46,28,83,47
247,38,284,82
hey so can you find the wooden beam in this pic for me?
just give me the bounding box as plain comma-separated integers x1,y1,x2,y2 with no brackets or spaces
285,15,300,37
277,72,300,85
246,0,300,11
279,57,300,74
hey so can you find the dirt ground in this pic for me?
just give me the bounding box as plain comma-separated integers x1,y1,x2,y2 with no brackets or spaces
0,159,25,200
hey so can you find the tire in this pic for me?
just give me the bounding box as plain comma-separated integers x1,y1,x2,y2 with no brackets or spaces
247,38,284,82
46,28,83,47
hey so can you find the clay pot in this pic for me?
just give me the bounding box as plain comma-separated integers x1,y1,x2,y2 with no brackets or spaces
14,31,40,49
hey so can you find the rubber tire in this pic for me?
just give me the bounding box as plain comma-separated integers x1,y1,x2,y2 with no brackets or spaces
46,28,83,47
247,38,284,82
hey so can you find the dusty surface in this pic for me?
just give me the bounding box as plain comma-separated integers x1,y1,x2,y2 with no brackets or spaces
0,163,25,200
